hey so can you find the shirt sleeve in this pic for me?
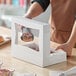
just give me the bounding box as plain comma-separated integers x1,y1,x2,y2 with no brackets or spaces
31,0,50,11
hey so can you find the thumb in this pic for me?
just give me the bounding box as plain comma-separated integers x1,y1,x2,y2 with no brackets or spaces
55,46,63,50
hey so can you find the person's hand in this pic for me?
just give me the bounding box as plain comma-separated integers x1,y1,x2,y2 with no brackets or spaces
56,43,72,57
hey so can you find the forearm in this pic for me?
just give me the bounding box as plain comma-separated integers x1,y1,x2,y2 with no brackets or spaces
67,22,76,47
24,2,44,19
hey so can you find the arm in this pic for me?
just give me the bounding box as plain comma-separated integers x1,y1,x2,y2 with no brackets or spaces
67,22,76,47
24,2,44,19
24,0,50,18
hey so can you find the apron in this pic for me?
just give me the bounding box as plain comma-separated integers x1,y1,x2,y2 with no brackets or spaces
50,0,76,44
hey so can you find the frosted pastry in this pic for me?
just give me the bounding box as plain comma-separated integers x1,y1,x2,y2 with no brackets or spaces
0,69,12,76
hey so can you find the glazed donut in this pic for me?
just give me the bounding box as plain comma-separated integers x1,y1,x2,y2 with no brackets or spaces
0,36,4,43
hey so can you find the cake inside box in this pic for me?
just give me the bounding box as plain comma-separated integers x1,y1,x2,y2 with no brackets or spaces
18,32,56,53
